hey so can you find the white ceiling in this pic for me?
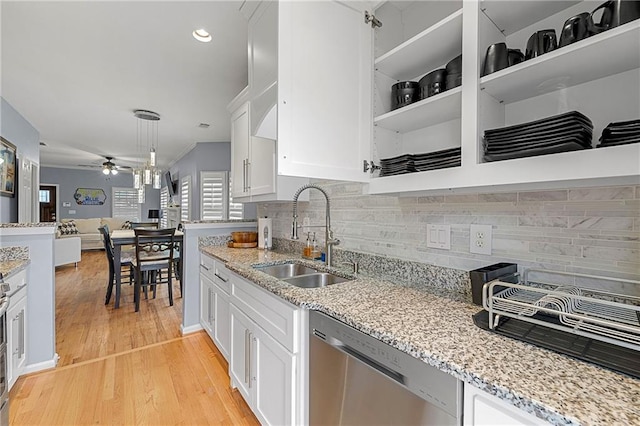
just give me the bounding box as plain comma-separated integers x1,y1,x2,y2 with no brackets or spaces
1,1,249,172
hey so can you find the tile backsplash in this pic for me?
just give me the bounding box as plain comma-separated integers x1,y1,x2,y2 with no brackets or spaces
257,181,640,281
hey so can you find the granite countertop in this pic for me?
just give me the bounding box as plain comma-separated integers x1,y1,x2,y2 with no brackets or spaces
201,246,640,426
0,260,30,280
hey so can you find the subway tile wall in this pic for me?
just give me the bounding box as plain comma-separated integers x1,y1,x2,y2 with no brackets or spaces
257,181,640,281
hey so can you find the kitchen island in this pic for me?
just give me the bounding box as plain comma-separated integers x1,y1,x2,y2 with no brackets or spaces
201,245,639,426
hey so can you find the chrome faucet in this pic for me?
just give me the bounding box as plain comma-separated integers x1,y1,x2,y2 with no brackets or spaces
291,184,340,266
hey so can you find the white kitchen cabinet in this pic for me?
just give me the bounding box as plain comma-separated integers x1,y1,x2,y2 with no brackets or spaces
199,253,231,360
464,384,550,425
236,0,372,184
230,304,296,426
366,0,640,195
6,269,27,390
228,270,305,425
229,93,305,203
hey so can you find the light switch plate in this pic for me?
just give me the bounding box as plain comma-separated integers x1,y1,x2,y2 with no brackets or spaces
470,224,492,255
427,224,451,250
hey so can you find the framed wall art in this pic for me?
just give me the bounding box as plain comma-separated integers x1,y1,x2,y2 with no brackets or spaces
0,137,17,197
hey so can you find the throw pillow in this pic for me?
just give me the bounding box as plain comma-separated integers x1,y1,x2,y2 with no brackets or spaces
58,221,79,235
121,221,132,230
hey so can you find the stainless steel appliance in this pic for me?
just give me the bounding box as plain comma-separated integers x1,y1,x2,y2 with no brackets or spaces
0,276,10,426
309,311,462,425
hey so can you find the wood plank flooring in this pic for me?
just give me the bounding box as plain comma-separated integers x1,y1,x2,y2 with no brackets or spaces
10,250,259,425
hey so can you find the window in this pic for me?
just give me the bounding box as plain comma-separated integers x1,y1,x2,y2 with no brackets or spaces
200,171,243,220
160,186,169,228
180,176,191,221
112,187,141,220
39,190,50,203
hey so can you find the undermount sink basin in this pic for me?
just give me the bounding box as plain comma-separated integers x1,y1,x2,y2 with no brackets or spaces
253,262,350,288
282,272,349,289
254,263,319,279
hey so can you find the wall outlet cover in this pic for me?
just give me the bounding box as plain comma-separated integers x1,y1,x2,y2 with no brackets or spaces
470,224,492,255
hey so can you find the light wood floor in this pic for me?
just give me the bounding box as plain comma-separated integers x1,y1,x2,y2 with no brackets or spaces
9,251,259,425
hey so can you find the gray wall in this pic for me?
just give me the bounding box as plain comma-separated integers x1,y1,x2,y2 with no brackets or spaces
0,97,40,223
169,142,256,220
40,167,160,220
259,180,640,282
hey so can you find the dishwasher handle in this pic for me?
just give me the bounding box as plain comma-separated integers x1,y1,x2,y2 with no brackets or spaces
313,330,405,385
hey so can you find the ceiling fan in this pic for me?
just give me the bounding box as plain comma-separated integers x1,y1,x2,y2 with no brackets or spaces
77,156,132,175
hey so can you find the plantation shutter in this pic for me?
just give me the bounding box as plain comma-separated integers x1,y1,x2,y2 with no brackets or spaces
112,187,141,220
180,176,191,221
201,172,227,220
160,186,169,228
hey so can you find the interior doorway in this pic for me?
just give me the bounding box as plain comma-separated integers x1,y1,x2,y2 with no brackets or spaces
39,184,58,222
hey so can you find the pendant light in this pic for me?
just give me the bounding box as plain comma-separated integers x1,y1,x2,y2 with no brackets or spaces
133,109,161,191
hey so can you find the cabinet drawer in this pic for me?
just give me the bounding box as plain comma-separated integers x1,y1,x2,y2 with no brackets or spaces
6,269,27,302
213,262,232,294
231,273,299,353
199,253,215,280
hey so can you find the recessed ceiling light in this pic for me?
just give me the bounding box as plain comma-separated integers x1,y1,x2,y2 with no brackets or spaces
192,29,212,43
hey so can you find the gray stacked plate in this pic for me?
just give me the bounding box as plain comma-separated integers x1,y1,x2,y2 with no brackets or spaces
380,148,461,177
597,119,640,148
483,111,593,162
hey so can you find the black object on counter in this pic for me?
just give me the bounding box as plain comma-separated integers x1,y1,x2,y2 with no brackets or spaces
472,309,640,379
469,263,518,306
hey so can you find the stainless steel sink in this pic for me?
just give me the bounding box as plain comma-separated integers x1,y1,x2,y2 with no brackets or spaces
283,272,349,289
254,263,319,279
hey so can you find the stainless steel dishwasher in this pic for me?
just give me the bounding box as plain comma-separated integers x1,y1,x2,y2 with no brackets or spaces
309,311,462,425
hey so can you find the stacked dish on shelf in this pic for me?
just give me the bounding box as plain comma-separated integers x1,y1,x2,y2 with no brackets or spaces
483,111,593,162
596,119,640,148
380,147,461,177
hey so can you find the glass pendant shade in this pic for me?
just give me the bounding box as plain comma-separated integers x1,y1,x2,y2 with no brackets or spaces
152,169,161,189
137,187,145,204
144,167,152,185
133,169,141,189
149,148,156,167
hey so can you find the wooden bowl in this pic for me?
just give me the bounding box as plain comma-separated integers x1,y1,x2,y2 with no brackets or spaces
231,231,258,243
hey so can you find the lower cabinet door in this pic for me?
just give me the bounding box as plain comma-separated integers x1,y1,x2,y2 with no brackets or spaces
199,274,214,338
464,384,549,425
253,324,296,426
213,284,230,360
230,304,253,402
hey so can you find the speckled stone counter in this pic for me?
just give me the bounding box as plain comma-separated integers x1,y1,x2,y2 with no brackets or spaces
0,260,29,279
201,246,640,426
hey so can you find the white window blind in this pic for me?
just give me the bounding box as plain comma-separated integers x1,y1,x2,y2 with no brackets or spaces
180,176,191,221
229,178,243,220
112,187,141,220
160,186,169,228
200,171,244,221
201,172,226,220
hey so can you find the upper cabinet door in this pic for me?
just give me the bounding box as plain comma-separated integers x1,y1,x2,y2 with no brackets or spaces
277,1,372,182
249,1,278,100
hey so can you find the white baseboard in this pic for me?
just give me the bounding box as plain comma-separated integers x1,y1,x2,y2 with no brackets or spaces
24,353,59,374
181,323,204,335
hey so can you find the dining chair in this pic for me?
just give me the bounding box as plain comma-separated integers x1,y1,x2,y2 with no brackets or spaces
133,227,177,312
98,225,134,308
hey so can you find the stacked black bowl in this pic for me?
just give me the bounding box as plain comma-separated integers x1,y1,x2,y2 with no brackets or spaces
418,69,447,99
391,81,419,110
445,54,462,89
597,119,640,148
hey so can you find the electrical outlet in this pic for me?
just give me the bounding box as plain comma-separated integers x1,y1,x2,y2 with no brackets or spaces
426,224,451,250
470,224,492,255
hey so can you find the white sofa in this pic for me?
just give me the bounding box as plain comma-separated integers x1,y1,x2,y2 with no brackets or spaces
58,217,131,250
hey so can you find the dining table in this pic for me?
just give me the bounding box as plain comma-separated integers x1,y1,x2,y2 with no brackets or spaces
110,229,184,309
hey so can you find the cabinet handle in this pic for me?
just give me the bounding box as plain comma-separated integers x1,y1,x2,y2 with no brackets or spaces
214,273,228,283
200,264,210,271
207,288,213,324
18,310,24,358
242,159,248,192
246,160,251,190
244,329,251,387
